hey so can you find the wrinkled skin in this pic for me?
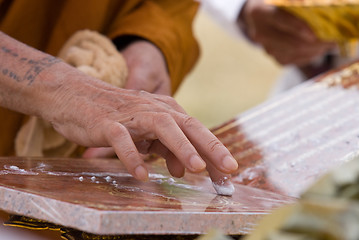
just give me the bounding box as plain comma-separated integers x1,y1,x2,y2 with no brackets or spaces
83,40,171,160
0,32,238,184
51,75,238,182
240,0,337,66
122,40,172,95
81,40,235,185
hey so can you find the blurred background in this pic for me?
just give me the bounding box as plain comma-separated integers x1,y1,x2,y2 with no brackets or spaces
175,8,282,129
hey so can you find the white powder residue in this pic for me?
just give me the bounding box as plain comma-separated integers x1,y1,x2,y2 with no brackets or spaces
213,182,235,196
2,165,38,175
212,177,235,196
148,173,167,179
9,166,20,171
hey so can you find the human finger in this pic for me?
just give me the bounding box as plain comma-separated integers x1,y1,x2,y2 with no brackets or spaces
206,161,235,196
147,113,207,173
104,121,149,181
148,140,185,178
177,114,238,174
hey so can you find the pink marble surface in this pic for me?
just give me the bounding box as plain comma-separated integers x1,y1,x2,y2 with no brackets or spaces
0,157,294,235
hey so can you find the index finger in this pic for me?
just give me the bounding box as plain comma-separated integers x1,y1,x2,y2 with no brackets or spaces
105,121,149,181
178,114,238,174
206,160,235,196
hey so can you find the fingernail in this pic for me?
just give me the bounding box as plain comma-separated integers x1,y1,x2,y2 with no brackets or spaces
134,165,148,181
213,177,235,196
189,155,206,172
222,156,238,172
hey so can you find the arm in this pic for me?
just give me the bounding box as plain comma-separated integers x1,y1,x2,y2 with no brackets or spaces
0,32,237,186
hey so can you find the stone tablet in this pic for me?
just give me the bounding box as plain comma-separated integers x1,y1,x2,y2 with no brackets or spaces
0,157,294,235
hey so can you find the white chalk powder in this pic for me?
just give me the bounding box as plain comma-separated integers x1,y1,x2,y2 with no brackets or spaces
212,177,235,196
9,166,20,171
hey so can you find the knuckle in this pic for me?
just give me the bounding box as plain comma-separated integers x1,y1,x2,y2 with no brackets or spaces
182,115,198,128
106,123,128,140
155,112,173,123
122,148,138,160
157,95,178,106
207,139,223,153
176,137,190,152
153,113,174,129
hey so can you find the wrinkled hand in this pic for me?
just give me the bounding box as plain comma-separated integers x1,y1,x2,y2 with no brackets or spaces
50,72,238,182
83,40,172,159
121,40,171,95
241,0,336,66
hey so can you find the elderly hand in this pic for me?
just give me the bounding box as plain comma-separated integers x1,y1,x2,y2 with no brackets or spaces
50,72,238,182
240,0,336,66
83,39,172,159
121,40,171,95
1,32,238,192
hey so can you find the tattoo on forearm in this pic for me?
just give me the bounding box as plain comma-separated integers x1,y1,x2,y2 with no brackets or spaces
1,46,61,85
24,57,61,84
1,46,18,57
1,68,21,82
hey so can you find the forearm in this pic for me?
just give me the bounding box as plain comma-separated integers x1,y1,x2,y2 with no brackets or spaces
0,32,109,121
0,32,62,116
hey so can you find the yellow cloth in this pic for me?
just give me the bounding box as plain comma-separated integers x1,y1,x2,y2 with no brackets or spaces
0,0,200,156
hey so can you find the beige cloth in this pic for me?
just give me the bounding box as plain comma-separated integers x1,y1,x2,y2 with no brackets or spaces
15,30,128,157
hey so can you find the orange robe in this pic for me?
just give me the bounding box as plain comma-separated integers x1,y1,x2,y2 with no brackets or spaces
0,0,200,156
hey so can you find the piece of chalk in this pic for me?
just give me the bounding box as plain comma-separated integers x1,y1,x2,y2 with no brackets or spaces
212,181,235,196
